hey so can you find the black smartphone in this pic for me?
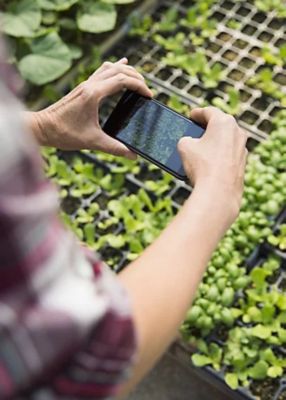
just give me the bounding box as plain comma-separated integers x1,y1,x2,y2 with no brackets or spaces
104,90,205,180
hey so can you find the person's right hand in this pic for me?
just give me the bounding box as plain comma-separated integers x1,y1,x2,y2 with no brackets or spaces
178,107,248,223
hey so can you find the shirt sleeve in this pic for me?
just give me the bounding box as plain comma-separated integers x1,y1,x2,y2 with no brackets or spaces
0,82,137,400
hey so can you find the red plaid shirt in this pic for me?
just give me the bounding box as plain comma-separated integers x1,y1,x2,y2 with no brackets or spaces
0,79,136,398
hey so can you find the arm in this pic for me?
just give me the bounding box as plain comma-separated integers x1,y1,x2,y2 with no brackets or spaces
118,108,248,394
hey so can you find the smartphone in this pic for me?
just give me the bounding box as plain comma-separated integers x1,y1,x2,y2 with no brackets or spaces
104,90,205,180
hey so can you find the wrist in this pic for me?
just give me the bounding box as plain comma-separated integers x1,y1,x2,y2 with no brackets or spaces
187,179,240,229
25,111,51,147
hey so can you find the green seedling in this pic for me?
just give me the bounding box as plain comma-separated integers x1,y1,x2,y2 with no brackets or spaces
212,88,241,115
268,224,286,251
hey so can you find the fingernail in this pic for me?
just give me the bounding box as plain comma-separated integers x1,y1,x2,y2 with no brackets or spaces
118,57,128,63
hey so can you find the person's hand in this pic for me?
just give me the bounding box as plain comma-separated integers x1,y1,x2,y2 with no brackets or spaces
27,58,153,159
178,107,248,223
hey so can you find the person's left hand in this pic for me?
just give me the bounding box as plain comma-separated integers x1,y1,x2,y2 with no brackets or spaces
27,58,153,159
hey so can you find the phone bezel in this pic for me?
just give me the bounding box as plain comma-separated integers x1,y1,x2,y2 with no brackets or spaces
104,90,205,181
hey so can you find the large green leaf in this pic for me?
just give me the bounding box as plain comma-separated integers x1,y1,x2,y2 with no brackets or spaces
0,0,41,38
77,2,117,33
38,0,79,11
18,32,73,85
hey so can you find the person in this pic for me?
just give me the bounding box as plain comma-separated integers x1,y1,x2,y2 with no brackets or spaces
0,50,248,399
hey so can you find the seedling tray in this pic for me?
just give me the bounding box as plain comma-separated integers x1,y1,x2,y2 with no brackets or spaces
174,237,286,400
109,0,286,141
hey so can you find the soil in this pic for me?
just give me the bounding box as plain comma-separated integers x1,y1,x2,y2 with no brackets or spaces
156,92,170,104
252,96,272,111
61,196,81,215
241,110,258,125
274,74,286,86
212,11,225,22
258,31,274,43
173,76,190,89
278,278,286,291
242,25,257,36
188,85,205,97
233,39,248,49
277,390,286,400
223,50,239,62
157,68,173,81
218,81,232,93
152,48,167,61
228,69,245,81
252,12,267,23
249,47,262,58
101,246,123,268
276,39,286,48
258,120,273,134
217,32,232,42
141,61,156,73
250,378,280,400
246,137,259,152
240,58,256,69
208,42,222,53
269,19,284,30
221,0,235,10
270,106,282,117
237,5,251,17
135,164,163,182
240,89,252,102
172,187,191,206
95,193,110,209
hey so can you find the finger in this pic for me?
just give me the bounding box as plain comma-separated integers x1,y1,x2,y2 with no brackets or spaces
91,58,128,78
92,61,114,77
96,64,145,83
177,136,195,155
97,74,153,99
96,130,137,160
190,107,226,126
240,128,249,148
116,57,128,65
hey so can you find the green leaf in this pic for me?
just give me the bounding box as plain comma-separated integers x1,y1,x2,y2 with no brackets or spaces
18,32,72,85
84,223,96,245
192,354,212,367
249,360,268,380
277,294,286,310
77,2,117,33
267,366,283,378
107,235,125,248
225,373,239,390
0,0,41,38
251,325,272,339
68,44,83,60
38,0,79,11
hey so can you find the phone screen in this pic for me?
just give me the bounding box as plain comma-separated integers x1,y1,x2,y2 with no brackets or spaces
104,91,205,179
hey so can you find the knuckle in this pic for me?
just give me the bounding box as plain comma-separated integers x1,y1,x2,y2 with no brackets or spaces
103,61,112,69
79,82,92,99
117,73,126,82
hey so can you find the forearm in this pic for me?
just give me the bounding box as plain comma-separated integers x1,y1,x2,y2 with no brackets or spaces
119,182,233,395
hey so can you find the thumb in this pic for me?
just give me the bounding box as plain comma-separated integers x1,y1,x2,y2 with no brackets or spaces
177,136,197,184
177,136,196,159
97,131,137,160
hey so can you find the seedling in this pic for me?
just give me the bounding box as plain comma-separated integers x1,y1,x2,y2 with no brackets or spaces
212,88,241,115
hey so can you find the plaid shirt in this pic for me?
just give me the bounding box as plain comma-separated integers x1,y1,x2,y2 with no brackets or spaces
0,79,136,398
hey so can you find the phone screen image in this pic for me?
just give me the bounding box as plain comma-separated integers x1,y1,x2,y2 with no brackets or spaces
104,91,205,180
